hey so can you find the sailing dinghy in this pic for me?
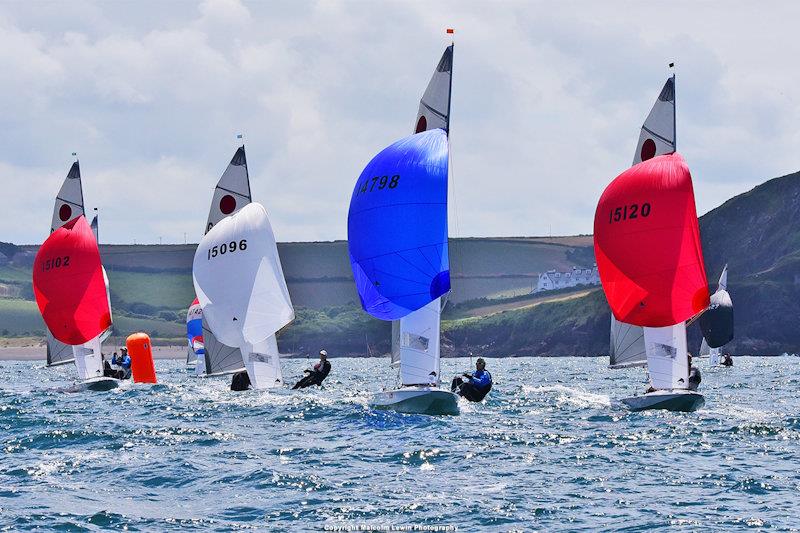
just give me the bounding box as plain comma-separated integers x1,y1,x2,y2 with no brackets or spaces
348,129,457,415
595,153,710,412
192,203,294,389
35,161,117,390
699,264,734,366
33,214,117,391
191,146,251,378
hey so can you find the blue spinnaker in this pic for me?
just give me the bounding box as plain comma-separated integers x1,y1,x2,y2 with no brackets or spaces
347,128,450,321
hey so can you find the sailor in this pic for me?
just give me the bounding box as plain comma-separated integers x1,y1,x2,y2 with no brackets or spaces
103,352,116,378
687,354,701,391
451,358,493,402
112,348,132,379
291,350,332,389
722,352,733,367
428,371,438,386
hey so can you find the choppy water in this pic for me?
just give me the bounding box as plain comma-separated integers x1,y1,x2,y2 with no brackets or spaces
1,356,799,531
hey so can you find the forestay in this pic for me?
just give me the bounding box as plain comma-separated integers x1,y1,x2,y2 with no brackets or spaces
193,203,294,388
347,129,450,321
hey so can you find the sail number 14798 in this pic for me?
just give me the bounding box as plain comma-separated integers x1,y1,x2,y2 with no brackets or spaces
207,239,248,260
608,203,651,224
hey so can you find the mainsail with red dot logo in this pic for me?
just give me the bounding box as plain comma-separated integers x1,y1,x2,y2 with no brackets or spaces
205,146,252,234
594,153,709,328
414,43,453,135
33,215,112,346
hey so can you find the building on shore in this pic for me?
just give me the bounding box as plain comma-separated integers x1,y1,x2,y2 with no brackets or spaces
534,265,600,293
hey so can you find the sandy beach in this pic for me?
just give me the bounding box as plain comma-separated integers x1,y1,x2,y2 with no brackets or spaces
0,345,188,361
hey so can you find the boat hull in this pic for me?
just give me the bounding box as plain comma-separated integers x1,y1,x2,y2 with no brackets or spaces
82,377,121,392
370,387,460,416
621,390,704,412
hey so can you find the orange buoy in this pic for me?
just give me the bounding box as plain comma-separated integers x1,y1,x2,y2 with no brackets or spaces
125,332,157,384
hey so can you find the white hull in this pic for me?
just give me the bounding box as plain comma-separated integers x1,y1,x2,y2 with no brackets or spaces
370,386,459,416
621,389,704,412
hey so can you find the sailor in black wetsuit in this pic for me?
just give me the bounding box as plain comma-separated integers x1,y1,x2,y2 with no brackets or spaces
451,358,493,402
687,354,702,391
292,350,332,389
721,352,733,367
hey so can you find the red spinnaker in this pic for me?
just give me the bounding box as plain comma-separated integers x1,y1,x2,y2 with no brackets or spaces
594,153,709,327
33,216,111,345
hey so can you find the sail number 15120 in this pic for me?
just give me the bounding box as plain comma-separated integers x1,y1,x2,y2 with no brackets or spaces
608,203,651,224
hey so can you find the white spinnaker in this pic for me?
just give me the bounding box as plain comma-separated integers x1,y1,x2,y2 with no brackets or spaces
205,146,251,234
193,203,294,389
414,45,453,134
395,298,442,386
644,324,689,390
611,74,679,372
46,162,86,367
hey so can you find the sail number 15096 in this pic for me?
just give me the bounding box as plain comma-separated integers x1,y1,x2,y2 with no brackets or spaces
207,239,248,260
608,203,651,224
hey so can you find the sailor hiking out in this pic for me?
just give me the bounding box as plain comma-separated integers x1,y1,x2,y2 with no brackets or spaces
292,350,332,389
451,358,493,402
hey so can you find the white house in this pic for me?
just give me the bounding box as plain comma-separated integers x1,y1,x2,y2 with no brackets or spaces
534,265,600,293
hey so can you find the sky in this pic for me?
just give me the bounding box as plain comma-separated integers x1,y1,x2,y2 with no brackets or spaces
2,0,799,244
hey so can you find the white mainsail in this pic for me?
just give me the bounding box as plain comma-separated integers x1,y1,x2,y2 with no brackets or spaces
389,44,454,387
192,203,294,389
199,146,252,375
610,74,678,373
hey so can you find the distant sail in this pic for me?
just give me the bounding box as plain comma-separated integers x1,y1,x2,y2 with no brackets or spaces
414,45,453,134
186,298,205,371
205,146,251,234
633,76,675,164
594,153,709,327
33,216,112,345
193,203,294,388
347,129,450,321
90,215,98,242
699,265,734,348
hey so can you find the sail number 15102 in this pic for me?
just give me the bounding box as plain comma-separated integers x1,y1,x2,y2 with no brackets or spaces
608,203,651,224
207,239,248,260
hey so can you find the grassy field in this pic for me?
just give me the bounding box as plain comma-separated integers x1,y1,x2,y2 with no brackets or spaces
0,299,45,334
106,269,196,310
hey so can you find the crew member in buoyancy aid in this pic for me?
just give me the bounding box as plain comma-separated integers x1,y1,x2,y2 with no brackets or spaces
230,370,251,391
292,350,332,389
103,348,131,380
451,358,493,402
687,354,702,391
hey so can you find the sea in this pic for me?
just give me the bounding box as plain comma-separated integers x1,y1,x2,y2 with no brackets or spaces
0,355,798,532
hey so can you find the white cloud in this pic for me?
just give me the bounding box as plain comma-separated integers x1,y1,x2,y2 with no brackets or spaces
1,0,800,244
